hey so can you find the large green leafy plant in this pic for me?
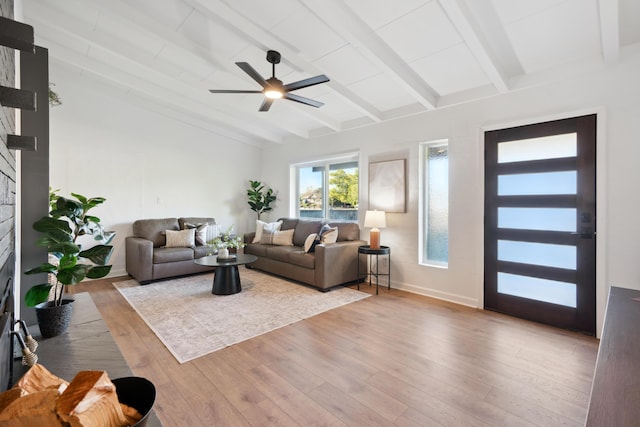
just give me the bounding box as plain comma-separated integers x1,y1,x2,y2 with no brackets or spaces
25,191,114,307
247,180,276,220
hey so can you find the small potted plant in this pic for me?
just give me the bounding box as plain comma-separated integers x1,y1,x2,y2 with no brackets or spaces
24,190,114,337
208,226,245,259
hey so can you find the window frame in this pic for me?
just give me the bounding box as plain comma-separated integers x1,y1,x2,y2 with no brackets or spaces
292,152,360,222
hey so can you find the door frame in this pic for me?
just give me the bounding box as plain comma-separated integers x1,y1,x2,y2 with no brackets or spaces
480,108,607,337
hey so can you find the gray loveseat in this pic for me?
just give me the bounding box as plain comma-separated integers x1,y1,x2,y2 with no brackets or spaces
243,218,367,291
125,217,217,284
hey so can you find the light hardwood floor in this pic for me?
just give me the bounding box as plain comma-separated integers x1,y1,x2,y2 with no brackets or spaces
73,273,598,427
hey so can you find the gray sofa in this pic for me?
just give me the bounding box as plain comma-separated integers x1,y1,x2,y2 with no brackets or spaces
125,217,217,284
244,218,367,291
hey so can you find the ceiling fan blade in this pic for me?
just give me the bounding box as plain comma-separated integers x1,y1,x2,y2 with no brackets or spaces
209,89,263,94
284,93,324,108
283,75,330,92
236,62,267,87
259,98,274,112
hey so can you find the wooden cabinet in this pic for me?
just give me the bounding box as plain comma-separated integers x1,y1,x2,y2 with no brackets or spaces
586,286,640,426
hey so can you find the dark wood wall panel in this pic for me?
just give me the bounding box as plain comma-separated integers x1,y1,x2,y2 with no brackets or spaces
18,45,49,326
0,0,16,275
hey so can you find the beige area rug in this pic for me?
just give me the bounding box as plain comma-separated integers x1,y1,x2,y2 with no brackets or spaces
114,269,369,363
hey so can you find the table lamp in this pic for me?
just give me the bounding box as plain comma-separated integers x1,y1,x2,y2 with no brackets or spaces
364,210,386,250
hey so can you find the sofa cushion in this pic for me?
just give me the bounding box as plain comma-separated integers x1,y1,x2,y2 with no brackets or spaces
165,229,195,248
278,218,299,231
289,250,315,269
153,247,195,264
265,245,299,263
328,222,360,241
194,245,212,259
244,243,268,257
133,218,179,247
260,229,294,246
292,220,323,247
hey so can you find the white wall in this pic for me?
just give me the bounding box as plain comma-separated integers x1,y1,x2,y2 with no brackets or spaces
261,46,640,337
47,63,263,277
46,45,640,337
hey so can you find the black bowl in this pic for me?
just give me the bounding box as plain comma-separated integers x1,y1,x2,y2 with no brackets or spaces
112,376,156,427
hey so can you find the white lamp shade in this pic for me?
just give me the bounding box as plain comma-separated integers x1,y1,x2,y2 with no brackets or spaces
364,210,386,229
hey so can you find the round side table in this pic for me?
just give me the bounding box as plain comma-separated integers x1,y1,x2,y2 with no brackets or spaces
357,245,390,295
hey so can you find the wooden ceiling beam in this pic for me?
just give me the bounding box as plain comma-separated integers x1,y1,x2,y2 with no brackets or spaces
302,0,438,110
438,0,510,93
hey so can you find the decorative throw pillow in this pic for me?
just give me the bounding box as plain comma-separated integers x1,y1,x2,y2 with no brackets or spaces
320,227,338,244
261,229,294,246
165,228,195,248
207,223,220,242
184,222,208,246
272,229,294,246
259,230,275,244
318,223,332,235
304,233,318,253
306,224,335,253
252,220,282,243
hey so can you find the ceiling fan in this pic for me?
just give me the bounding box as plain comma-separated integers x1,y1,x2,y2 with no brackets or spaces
209,50,329,112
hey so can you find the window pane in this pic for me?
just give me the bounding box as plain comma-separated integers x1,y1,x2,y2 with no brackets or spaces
296,156,359,221
498,240,576,269
328,165,358,221
498,171,576,195
498,133,577,163
298,166,323,219
498,273,576,308
426,145,448,263
498,208,576,232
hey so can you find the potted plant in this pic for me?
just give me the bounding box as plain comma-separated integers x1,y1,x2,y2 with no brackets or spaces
24,191,114,337
247,180,276,220
48,83,62,107
207,226,245,259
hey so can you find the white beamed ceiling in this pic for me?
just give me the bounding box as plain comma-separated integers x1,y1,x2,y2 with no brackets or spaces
22,0,639,146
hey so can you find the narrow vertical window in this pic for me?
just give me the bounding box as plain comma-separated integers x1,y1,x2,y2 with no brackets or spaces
421,141,449,266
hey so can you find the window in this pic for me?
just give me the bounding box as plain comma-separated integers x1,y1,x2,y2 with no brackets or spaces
420,141,449,266
294,154,359,221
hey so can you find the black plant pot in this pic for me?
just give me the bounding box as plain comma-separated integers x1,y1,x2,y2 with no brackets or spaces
34,299,74,338
113,377,156,427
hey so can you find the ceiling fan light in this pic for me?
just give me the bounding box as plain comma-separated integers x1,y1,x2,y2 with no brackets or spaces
264,89,283,99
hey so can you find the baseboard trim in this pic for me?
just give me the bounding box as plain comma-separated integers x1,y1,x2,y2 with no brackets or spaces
392,281,479,308
107,268,128,278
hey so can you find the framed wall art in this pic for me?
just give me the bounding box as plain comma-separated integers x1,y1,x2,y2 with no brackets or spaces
369,159,406,212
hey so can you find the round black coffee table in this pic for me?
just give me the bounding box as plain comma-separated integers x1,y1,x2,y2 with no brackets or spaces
194,254,258,295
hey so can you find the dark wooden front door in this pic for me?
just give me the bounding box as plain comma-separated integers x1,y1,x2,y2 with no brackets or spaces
484,114,596,334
